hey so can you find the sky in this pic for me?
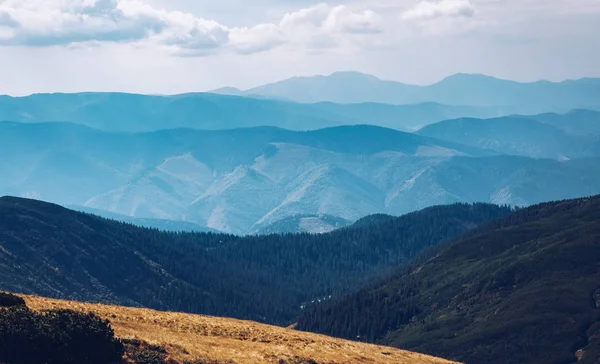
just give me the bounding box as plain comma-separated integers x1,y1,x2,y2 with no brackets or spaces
0,0,599,95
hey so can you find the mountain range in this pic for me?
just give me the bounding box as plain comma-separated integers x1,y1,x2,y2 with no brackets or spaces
3,122,600,234
212,72,600,114
0,92,500,132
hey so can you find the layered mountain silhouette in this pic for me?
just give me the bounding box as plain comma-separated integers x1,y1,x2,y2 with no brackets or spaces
3,122,600,234
298,195,600,364
212,72,600,113
418,115,600,159
0,92,498,132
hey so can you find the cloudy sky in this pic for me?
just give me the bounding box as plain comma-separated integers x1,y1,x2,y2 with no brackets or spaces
0,0,599,95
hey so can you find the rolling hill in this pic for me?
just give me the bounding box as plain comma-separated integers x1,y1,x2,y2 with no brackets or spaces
417,116,600,159
0,92,498,132
3,122,600,234
297,195,600,364
213,72,600,113
20,294,456,364
0,196,510,325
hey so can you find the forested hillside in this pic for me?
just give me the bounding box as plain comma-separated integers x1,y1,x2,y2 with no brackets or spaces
0,196,510,325
297,195,600,364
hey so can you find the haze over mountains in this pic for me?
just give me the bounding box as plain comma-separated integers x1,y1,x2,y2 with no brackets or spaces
3,121,600,234
0,91,499,133
2,71,600,234
212,72,600,114
417,112,600,159
3,66,600,364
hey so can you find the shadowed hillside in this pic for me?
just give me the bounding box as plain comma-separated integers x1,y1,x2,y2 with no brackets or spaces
297,195,600,364
0,196,510,325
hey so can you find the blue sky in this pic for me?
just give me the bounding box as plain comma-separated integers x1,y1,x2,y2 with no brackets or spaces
0,0,599,95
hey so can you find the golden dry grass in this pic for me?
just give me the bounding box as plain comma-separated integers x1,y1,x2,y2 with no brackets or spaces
22,295,458,364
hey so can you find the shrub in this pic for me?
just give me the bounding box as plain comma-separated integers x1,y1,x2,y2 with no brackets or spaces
0,306,124,364
123,338,168,364
0,292,26,308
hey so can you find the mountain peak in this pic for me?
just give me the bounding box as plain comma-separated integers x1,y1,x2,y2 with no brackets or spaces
325,71,382,81
438,73,505,83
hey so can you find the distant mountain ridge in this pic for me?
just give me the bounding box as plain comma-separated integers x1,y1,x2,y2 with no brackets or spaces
417,114,600,159
2,121,600,234
0,91,500,133
213,71,600,113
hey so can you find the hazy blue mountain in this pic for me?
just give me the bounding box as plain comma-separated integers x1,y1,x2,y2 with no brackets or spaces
2,122,600,234
417,116,600,159
0,92,498,133
251,214,351,235
527,109,600,135
216,72,600,113
68,205,218,232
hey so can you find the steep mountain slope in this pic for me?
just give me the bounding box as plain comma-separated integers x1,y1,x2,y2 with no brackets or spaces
218,72,600,113
0,196,510,325
22,295,457,364
3,122,600,234
417,116,600,159
0,92,497,132
297,195,600,364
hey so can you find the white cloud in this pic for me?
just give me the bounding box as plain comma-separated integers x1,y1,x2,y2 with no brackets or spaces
399,0,481,36
229,24,285,55
323,6,383,34
402,0,475,21
0,0,384,56
0,0,166,46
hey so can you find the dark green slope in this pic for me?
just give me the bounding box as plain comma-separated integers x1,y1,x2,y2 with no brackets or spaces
297,195,600,364
0,196,510,325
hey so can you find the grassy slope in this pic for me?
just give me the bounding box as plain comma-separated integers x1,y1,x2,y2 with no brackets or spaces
22,295,457,364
